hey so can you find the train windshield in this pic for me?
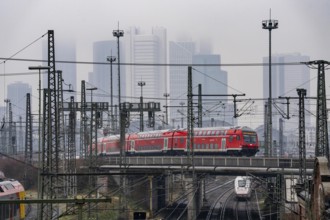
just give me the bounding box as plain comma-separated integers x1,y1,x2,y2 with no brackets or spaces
243,133,257,144
238,180,247,187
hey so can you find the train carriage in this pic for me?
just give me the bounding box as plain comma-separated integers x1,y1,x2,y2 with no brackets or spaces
127,130,174,155
96,126,259,157
234,176,252,199
0,179,25,220
99,135,120,155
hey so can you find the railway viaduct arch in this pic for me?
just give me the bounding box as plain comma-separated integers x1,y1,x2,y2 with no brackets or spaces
310,157,330,220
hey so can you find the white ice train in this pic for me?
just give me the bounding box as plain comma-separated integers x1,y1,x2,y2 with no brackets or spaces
234,176,252,199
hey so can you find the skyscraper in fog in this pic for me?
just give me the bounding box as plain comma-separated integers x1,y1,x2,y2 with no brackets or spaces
7,82,32,152
263,52,310,132
169,41,195,128
43,37,77,101
192,54,229,126
124,27,167,104
7,81,32,121
168,41,229,128
89,40,119,103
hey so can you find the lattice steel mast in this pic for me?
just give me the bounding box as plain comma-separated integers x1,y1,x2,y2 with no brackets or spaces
8,101,16,155
67,96,77,197
297,88,307,183
25,93,32,164
305,60,330,161
40,30,59,219
80,80,87,158
56,70,66,198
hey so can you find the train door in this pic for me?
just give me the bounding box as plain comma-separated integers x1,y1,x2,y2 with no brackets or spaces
164,138,168,152
101,143,106,154
174,138,178,150
130,140,135,154
221,138,226,152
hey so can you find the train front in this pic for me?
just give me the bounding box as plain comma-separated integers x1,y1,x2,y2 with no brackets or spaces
241,127,259,156
234,176,252,199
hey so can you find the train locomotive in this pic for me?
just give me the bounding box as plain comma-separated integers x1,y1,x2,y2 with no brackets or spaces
0,178,25,220
234,176,252,199
96,126,259,157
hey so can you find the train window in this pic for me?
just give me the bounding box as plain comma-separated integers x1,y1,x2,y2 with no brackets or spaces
243,134,257,143
229,136,233,142
210,143,214,149
206,144,209,149
180,138,184,144
202,144,205,149
197,144,200,149
238,179,247,187
215,143,218,149
5,184,14,190
207,131,211,135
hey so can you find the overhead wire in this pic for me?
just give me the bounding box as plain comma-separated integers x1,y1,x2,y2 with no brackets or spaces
192,67,244,95
278,75,317,98
0,32,48,65
0,56,324,122
0,57,306,67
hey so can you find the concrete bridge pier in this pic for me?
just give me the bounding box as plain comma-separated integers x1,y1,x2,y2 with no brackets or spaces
185,174,203,219
164,171,174,205
146,175,167,218
310,157,330,220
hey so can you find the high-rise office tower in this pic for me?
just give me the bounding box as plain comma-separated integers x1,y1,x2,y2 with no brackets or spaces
169,41,196,128
89,40,119,103
6,81,32,152
169,41,229,128
263,53,310,131
7,81,32,121
192,54,229,126
263,53,310,155
42,37,77,101
124,27,167,104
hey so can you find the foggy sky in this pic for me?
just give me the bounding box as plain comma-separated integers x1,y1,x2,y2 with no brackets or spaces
0,0,329,125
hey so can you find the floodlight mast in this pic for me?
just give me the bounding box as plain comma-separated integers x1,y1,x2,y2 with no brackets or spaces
107,55,116,134
138,81,146,131
262,17,278,157
112,29,124,114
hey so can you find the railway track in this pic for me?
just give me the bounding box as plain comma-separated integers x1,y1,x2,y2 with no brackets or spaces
234,200,252,220
203,177,261,220
206,187,235,220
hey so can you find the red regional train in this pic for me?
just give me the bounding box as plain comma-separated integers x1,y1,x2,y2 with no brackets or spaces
0,179,26,220
96,126,259,157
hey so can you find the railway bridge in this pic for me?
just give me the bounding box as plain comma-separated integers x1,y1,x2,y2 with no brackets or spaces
97,156,327,219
